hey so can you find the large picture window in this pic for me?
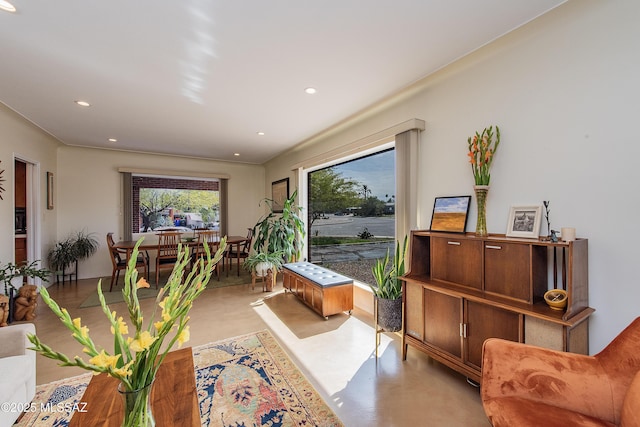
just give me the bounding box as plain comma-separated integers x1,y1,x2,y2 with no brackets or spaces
132,175,220,233
307,148,395,284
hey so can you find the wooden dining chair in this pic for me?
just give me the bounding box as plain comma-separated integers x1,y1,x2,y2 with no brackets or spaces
192,230,221,280
225,228,253,276
106,232,148,292
155,231,182,286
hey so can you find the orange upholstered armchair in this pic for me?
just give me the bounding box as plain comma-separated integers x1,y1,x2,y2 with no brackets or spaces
481,317,640,427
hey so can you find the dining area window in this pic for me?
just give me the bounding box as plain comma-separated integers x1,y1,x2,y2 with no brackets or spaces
131,176,220,233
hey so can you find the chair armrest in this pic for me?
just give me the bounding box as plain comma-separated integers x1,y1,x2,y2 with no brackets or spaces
481,338,617,423
0,323,36,358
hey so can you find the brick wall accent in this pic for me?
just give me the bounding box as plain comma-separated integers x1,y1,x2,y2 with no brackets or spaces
133,176,219,232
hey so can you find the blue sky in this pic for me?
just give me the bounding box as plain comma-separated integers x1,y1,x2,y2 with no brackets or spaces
434,196,470,213
332,150,395,201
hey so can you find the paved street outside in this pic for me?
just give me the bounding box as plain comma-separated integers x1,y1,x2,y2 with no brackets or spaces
310,214,395,238
309,215,395,274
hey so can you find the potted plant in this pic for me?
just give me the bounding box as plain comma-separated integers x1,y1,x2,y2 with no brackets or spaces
250,190,306,284
0,260,50,323
370,236,408,332
48,230,99,279
243,251,284,291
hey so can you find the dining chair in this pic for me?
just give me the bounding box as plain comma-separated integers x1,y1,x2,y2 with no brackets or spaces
192,230,221,280
225,228,253,276
155,231,182,286
106,232,149,292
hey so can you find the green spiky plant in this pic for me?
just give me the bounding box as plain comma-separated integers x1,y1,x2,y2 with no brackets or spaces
370,235,408,300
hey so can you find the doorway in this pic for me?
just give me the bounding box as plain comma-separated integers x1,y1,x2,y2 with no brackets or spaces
14,156,43,286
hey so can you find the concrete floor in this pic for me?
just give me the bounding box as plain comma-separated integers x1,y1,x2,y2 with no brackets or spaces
29,276,490,427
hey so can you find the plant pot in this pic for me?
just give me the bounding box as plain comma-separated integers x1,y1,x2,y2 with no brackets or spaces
254,261,273,278
376,297,402,332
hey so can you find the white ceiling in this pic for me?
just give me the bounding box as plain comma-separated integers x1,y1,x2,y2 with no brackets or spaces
0,0,565,164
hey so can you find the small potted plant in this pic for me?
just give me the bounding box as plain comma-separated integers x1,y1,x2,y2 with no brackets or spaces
370,236,407,332
243,251,284,291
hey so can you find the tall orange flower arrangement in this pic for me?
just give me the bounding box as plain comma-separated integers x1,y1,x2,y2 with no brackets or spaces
467,125,500,185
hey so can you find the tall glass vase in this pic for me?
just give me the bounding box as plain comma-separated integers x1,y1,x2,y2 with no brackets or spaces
118,380,156,427
474,185,490,237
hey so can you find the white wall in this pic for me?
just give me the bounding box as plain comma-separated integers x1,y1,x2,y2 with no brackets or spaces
0,103,59,272
56,145,265,280
265,0,640,354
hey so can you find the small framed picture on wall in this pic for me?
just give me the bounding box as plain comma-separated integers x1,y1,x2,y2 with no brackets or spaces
47,171,54,210
271,178,289,213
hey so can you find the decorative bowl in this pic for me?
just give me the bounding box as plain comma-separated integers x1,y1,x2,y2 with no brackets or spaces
544,289,568,310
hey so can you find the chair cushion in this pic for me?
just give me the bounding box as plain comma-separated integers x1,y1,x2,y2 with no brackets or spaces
621,371,640,427
283,262,352,287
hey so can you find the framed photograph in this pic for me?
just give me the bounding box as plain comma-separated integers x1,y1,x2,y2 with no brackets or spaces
271,178,289,213
506,205,542,238
46,171,54,210
429,195,471,233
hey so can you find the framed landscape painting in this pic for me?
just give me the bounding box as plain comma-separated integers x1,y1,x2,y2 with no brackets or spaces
429,195,471,233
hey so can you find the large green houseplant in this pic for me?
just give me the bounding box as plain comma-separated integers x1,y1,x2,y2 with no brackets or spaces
249,190,305,290
252,189,306,261
370,235,408,332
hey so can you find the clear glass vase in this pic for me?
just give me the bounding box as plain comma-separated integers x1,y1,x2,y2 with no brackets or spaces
474,185,489,237
118,380,156,427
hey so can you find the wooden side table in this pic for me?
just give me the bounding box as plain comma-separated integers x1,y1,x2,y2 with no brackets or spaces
70,347,199,426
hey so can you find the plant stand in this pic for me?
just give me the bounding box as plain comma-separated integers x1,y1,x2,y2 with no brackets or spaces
251,269,274,292
374,297,405,359
56,261,78,286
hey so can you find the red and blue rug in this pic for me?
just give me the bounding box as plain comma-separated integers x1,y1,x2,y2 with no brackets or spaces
17,330,343,427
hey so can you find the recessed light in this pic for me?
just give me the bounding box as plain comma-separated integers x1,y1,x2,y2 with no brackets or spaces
108,138,117,143
257,132,265,136
234,153,240,157
0,1,16,12
75,100,91,107
304,87,317,95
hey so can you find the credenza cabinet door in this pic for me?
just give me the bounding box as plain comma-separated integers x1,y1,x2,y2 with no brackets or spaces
424,289,463,359
431,237,482,290
464,301,522,370
484,242,531,302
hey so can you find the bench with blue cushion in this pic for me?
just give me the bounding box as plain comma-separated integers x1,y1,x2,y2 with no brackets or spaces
282,262,354,319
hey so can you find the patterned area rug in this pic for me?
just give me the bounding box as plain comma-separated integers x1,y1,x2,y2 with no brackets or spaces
16,330,343,427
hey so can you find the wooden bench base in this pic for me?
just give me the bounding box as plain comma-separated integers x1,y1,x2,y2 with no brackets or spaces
282,263,353,319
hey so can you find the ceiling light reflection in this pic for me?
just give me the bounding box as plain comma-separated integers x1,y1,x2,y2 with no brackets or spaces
0,1,16,12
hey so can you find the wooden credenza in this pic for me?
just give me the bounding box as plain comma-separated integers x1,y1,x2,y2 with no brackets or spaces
401,231,594,382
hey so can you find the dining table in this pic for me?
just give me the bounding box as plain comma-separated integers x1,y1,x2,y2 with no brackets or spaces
114,234,250,276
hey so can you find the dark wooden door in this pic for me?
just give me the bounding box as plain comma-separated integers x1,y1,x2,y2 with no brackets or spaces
424,288,463,359
464,301,522,370
484,242,531,301
431,237,482,290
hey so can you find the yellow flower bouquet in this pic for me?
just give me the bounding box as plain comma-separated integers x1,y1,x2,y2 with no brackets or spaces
28,237,226,426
